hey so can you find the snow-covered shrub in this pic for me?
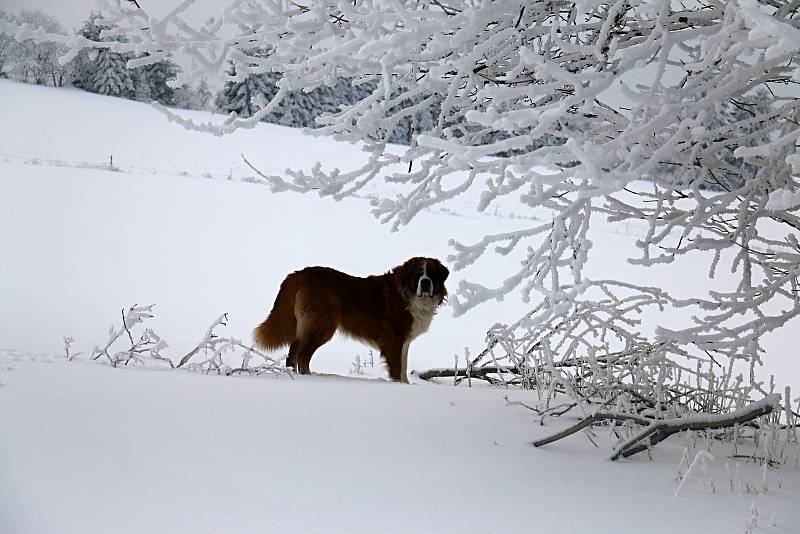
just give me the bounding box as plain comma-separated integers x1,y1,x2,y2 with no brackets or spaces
71,304,292,378
350,350,376,375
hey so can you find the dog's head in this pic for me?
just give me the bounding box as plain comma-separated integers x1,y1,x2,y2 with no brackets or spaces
394,257,449,306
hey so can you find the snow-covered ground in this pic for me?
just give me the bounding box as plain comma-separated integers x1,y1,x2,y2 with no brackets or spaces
1,80,799,533
2,352,798,534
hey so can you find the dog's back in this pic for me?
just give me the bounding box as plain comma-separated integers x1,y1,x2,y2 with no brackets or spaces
253,267,379,351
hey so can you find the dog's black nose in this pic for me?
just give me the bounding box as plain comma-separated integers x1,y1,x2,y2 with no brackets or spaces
420,278,432,293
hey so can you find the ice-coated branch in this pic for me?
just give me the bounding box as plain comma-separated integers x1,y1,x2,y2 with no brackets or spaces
175,312,288,376
77,305,292,378
533,394,782,461
90,304,157,367
62,335,81,362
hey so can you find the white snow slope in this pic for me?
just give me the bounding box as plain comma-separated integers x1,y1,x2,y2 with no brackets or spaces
1,80,799,533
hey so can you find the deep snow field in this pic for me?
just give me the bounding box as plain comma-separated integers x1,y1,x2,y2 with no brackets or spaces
1,80,799,533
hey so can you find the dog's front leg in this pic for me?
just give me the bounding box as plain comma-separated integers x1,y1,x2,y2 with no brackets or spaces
400,341,410,383
381,341,408,383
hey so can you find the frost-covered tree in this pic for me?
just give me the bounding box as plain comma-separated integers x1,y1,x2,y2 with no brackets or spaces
67,12,104,91
135,57,179,104
66,11,137,98
8,1,800,426
0,10,16,78
173,82,196,109
699,90,775,190
219,60,280,118
92,47,134,97
5,9,67,86
195,77,212,110
79,16,176,102
174,78,213,110
267,77,371,129
216,64,430,139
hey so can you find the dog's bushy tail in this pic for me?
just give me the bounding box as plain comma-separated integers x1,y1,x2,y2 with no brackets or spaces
253,275,298,351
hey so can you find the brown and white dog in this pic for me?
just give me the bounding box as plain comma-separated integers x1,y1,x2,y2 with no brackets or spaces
253,257,449,382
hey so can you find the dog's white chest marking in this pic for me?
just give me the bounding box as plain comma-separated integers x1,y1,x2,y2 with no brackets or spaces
407,296,438,341
401,297,438,383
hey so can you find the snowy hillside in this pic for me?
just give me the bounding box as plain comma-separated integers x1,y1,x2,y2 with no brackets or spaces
1,80,799,533
0,79,538,377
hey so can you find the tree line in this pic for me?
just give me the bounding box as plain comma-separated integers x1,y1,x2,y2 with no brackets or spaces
0,9,432,142
0,10,211,111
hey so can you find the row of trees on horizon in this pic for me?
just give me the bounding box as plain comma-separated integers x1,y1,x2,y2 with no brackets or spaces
0,8,435,144
2,9,212,111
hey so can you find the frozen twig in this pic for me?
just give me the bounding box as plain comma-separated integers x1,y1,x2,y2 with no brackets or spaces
674,450,715,497
75,305,292,378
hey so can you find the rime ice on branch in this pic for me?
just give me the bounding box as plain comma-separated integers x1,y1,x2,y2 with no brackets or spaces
82,305,292,377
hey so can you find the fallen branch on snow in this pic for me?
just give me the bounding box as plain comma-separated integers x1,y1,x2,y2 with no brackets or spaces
533,394,781,461
414,365,514,382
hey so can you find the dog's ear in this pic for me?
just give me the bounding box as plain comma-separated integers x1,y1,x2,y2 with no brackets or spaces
401,257,421,289
432,259,449,284
432,260,449,304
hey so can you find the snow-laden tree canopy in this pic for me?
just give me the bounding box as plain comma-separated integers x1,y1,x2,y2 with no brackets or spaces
4,0,799,413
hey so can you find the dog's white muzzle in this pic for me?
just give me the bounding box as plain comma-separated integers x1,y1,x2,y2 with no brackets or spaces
416,262,434,297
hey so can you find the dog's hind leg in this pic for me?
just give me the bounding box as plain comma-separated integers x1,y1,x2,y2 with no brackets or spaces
286,340,300,372
293,328,335,374
291,308,337,374
291,288,338,375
